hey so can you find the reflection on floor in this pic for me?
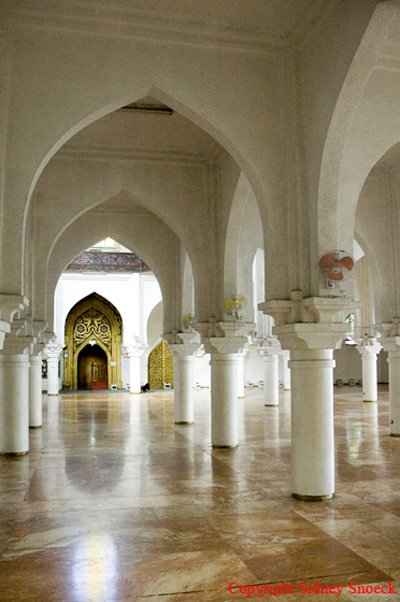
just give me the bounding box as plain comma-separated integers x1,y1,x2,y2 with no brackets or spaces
0,387,399,601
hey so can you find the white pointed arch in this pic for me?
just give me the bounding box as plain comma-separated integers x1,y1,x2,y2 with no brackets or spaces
318,1,400,260
223,172,264,321
45,205,179,336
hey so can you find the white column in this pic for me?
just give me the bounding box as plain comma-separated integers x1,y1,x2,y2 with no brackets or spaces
380,336,400,436
0,321,10,349
289,349,335,500
129,355,142,393
258,337,281,407
169,332,201,425
200,321,252,448
262,353,279,406
44,337,62,395
260,295,355,501
0,345,31,455
236,348,248,398
357,337,382,402
210,352,239,447
47,355,60,395
173,354,195,424
122,339,146,393
279,350,291,390
29,352,43,428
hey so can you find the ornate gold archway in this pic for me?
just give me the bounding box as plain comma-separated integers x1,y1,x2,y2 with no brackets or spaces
148,339,174,389
63,293,123,390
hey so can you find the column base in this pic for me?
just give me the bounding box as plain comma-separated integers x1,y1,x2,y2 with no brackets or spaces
292,493,333,502
212,443,238,449
29,425,42,429
0,450,29,457
174,421,193,425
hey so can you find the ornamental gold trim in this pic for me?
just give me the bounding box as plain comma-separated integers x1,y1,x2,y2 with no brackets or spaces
148,339,174,390
64,293,123,390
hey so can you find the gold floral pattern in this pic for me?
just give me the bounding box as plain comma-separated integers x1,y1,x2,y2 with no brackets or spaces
148,339,174,389
73,308,112,352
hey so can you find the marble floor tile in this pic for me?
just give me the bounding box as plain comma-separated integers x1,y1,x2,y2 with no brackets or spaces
0,387,398,601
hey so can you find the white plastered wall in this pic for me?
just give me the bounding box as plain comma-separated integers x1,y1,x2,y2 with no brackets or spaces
0,1,393,332
2,5,294,308
43,203,183,335
356,168,399,323
31,154,208,323
223,172,264,321
301,0,382,294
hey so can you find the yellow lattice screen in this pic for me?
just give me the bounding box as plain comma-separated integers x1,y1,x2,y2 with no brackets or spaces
148,339,174,389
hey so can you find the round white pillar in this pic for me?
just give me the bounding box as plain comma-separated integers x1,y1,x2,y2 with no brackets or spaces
262,353,279,406
173,355,194,424
210,353,238,447
170,336,200,425
380,335,400,436
289,349,335,500
47,355,60,395
387,349,400,436
236,350,247,398
360,353,378,402
0,354,30,455
29,354,43,428
123,340,146,394
357,339,381,403
129,355,142,394
279,350,291,390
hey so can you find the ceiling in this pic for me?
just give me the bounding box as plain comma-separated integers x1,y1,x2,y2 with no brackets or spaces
61,96,224,163
5,0,337,49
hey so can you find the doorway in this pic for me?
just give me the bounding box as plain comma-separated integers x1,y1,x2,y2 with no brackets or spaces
78,344,108,389
63,292,123,390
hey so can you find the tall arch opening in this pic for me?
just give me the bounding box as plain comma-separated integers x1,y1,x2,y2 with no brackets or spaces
78,344,108,390
63,292,123,390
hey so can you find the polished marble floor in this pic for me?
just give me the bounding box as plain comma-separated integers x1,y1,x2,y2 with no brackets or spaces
0,386,399,601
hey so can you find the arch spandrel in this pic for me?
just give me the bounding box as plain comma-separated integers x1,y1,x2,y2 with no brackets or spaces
64,292,122,390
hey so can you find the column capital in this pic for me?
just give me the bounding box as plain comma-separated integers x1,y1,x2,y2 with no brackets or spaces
2,336,34,355
169,343,201,358
32,320,47,341
0,321,10,350
165,330,201,345
31,343,45,356
44,338,63,358
375,317,400,337
273,323,347,351
0,294,29,323
379,336,400,353
356,335,382,356
194,318,254,354
164,331,202,360
258,335,281,357
196,319,254,341
259,294,358,326
203,336,248,355
122,338,146,358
